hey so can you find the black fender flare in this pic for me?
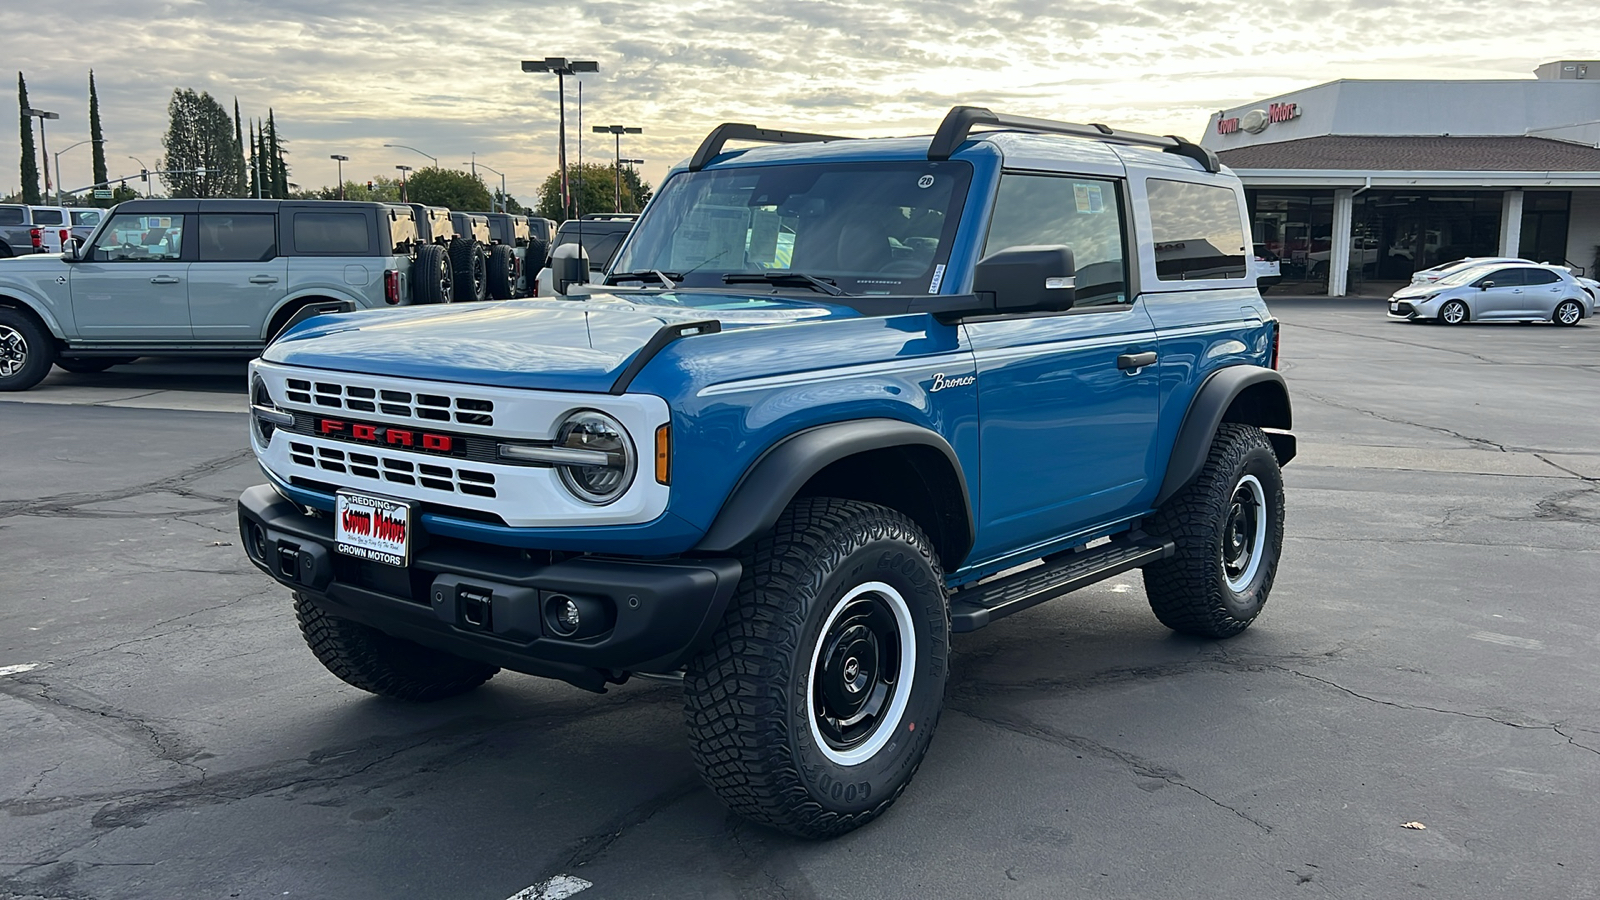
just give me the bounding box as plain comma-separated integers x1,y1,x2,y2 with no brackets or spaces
695,418,975,562
1155,366,1294,507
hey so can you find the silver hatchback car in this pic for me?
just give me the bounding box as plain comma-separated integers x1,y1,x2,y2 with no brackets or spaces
1388,263,1592,326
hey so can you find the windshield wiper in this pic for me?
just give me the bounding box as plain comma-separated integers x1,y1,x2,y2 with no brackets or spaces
723,272,848,297
606,269,680,288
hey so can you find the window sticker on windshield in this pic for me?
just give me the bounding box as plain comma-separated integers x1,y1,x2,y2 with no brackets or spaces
917,175,935,189
1074,183,1104,214
928,263,946,294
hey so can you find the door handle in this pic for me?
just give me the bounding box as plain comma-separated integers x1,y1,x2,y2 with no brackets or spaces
149,275,181,284
1117,351,1158,371
248,275,280,284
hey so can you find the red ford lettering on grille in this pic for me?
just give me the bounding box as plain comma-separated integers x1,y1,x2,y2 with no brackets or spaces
423,434,453,451
315,418,453,453
386,429,414,447
320,419,345,435
351,423,378,441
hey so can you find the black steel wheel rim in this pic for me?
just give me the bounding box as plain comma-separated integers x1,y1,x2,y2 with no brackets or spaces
1223,480,1261,587
812,592,902,752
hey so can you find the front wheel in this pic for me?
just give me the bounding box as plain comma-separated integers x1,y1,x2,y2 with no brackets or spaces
1554,299,1583,327
0,309,55,392
684,498,949,839
294,593,498,700
1439,299,1468,325
1142,423,1285,638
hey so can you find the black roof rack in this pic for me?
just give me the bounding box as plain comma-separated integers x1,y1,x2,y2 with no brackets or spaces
688,123,849,172
927,106,1220,173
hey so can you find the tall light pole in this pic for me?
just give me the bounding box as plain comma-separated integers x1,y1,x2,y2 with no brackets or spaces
592,124,641,213
467,161,507,213
395,164,412,203
618,157,645,212
330,154,349,200
521,57,598,220
53,139,105,206
383,144,437,166
25,108,60,202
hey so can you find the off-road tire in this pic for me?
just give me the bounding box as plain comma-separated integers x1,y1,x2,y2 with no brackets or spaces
449,238,488,302
293,592,498,701
1142,423,1284,638
0,308,55,392
523,237,549,278
412,244,453,304
684,498,949,839
54,357,135,374
487,245,516,300
1439,299,1468,325
1554,299,1583,327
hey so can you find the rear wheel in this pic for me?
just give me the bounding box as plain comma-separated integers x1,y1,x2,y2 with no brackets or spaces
294,593,498,701
487,245,516,300
684,498,949,839
1439,299,1468,325
449,239,488,302
1142,423,1285,638
55,357,136,374
412,243,453,304
0,308,55,392
1554,299,1583,327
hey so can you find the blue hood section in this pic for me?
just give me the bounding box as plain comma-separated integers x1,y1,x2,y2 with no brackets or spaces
262,292,852,392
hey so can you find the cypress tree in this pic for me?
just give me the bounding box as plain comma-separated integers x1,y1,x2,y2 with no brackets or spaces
232,98,246,198
267,109,288,198
88,71,108,190
17,72,40,205
249,119,260,198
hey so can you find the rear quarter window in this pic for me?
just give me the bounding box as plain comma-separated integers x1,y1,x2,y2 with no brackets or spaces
0,207,24,226
1146,179,1248,281
31,209,65,226
292,212,371,255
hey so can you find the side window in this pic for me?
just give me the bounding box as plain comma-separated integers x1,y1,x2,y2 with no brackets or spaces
71,210,103,226
197,214,277,262
1484,268,1525,287
1522,268,1560,286
89,213,185,262
0,207,24,226
386,209,418,253
983,174,1128,307
292,212,371,255
31,209,65,226
1146,178,1248,281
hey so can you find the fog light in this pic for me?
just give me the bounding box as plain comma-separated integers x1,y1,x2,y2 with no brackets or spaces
543,592,613,639
550,596,581,636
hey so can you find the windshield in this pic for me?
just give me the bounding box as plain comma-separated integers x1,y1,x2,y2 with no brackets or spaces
611,160,973,295
555,225,630,270
1436,265,1493,286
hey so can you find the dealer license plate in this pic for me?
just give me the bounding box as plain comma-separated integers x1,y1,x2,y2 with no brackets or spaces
335,491,413,567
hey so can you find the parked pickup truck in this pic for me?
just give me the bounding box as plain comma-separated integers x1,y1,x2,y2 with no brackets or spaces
237,108,1294,839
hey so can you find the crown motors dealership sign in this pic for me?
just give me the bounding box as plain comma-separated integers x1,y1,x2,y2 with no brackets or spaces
1217,102,1301,135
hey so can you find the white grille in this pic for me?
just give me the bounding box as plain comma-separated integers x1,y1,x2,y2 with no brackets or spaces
289,442,497,497
283,377,496,427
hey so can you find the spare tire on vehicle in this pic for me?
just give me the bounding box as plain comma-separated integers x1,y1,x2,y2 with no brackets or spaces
412,243,454,304
523,237,549,276
449,238,488,302
487,245,516,300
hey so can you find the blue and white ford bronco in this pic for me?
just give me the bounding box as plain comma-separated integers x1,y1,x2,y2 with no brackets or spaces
238,107,1295,838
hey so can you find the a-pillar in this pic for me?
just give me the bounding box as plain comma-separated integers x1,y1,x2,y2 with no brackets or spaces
1499,190,1525,257
1328,188,1354,297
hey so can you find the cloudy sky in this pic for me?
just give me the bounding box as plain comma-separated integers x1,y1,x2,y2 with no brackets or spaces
5,0,1597,203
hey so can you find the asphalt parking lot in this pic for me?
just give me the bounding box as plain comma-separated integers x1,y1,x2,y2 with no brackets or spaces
3,300,1599,900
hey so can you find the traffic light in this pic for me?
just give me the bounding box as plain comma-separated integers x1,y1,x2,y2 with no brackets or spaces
366,180,374,191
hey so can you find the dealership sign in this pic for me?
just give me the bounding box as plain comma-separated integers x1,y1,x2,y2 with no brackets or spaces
1217,102,1301,136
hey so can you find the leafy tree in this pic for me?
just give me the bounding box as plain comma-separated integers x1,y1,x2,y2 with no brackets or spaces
17,73,40,205
405,166,493,210
88,71,109,196
108,182,138,204
160,88,244,198
535,162,651,222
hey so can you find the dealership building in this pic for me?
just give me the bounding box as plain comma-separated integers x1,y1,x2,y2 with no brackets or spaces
1201,61,1600,295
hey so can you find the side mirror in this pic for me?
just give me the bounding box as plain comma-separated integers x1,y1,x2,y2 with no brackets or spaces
1479,281,1495,290
972,245,1077,313
63,242,86,262
550,243,590,296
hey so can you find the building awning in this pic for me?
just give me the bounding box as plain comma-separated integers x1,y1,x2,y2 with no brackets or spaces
1217,135,1600,189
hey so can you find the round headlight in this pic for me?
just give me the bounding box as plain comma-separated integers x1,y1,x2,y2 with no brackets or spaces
555,410,635,505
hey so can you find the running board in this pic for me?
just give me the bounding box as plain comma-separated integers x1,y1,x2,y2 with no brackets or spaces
949,534,1174,633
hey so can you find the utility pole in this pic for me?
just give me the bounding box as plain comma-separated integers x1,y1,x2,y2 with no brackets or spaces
330,154,348,200
25,108,60,203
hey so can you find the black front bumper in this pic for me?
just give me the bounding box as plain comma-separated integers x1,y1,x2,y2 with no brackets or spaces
238,484,741,691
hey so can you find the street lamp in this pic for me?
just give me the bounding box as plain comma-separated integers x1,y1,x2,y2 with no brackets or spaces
592,124,641,213
395,164,413,202
383,143,437,166
330,154,349,200
53,139,105,206
25,108,60,201
467,161,508,213
522,57,599,220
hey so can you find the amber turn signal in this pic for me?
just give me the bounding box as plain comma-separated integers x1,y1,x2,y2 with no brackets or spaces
654,424,671,485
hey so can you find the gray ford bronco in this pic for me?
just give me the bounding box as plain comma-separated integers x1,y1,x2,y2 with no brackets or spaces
0,198,425,389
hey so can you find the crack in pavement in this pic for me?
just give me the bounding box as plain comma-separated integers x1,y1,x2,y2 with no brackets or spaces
545,779,703,876
1299,391,1508,451
1288,320,1507,366
0,450,253,521
947,705,1273,832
